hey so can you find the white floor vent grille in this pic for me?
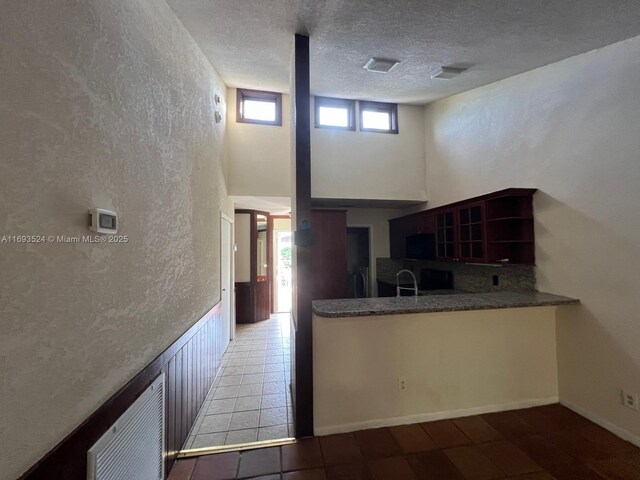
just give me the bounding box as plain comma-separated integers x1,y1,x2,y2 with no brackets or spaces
87,374,165,480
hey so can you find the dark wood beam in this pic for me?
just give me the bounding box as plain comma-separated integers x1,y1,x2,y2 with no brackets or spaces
292,33,314,438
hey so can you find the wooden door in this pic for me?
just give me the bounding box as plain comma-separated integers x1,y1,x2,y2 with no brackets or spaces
311,210,347,300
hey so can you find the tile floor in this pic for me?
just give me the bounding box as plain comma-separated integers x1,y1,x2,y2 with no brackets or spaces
183,314,293,450
169,404,640,480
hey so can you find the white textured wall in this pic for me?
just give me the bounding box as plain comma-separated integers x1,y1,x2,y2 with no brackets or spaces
423,36,640,442
311,101,427,201
345,208,399,296
234,213,251,283
0,1,232,478
226,87,292,197
314,307,560,434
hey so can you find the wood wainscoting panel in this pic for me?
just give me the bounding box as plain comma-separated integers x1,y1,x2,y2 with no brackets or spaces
254,281,271,322
20,302,225,480
235,282,253,323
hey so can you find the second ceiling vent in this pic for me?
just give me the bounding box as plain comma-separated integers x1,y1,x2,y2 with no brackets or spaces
363,57,400,73
430,66,468,79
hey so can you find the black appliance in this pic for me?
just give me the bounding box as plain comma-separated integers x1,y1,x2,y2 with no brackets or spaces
420,268,454,290
405,233,435,260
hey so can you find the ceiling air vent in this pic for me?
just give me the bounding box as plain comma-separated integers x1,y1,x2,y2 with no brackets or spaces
363,58,400,73
430,66,468,79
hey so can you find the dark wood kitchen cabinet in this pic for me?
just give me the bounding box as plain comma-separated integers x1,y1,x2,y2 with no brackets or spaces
456,201,487,262
389,188,536,264
389,216,410,258
484,192,535,264
390,211,434,258
311,209,347,300
435,209,457,260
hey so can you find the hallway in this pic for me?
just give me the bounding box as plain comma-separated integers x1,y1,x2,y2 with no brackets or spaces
183,314,293,450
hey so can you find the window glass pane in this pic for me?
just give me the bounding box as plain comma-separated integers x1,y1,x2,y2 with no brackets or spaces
460,209,469,224
445,212,454,225
470,206,482,223
362,110,390,130
319,106,349,127
243,99,276,121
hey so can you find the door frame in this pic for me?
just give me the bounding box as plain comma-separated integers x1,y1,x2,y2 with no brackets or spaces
271,215,292,313
221,212,234,340
346,224,374,297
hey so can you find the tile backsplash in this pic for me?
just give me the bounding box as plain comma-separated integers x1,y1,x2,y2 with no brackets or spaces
377,258,536,293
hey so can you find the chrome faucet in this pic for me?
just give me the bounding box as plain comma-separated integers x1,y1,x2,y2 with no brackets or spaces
396,269,418,297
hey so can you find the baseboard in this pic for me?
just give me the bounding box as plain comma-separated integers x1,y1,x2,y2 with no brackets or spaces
561,400,640,448
314,396,559,436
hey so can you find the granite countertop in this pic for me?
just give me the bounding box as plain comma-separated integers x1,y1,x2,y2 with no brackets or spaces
312,291,579,318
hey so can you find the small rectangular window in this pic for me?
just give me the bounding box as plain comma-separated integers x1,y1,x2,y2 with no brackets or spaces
314,96,356,130
359,100,398,134
237,88,282,126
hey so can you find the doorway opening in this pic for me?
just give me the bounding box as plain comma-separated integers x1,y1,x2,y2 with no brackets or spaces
347,227,371,298
274,231,292,313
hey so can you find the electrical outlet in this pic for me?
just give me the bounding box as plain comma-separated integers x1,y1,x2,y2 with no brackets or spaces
397,378,407,391
621,389,638,410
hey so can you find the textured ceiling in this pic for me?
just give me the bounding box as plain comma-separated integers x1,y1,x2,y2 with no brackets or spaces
168,0,640,104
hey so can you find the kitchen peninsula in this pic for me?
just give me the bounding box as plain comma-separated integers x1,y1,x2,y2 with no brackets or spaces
312,290,579,436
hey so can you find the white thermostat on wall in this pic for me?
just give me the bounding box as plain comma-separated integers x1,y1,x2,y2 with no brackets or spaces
89,208,117,234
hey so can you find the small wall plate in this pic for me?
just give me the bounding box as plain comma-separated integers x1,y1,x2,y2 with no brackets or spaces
89,208,117,234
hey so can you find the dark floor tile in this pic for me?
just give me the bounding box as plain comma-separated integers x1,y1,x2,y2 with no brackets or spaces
577,425,629,445
577,425,640,458
319,433,363,466
537,405,593,430
406,450,465,479
389,424,437,453
444,445,505,480
282,468,327,480
245,475,281,480
546,463,607,480
513,408,562,434
481,411,540,439
421,420,472,449
598,440,640,460
511,435,576,468
479,440,543,476
544,431,609,464
192,452,240,480
367,456,418,480
282,438,324,471
325,463,372,480
168,458,197,480
453,416,504,444
237,447,281,478
588,457,640,480
355,428,403,459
